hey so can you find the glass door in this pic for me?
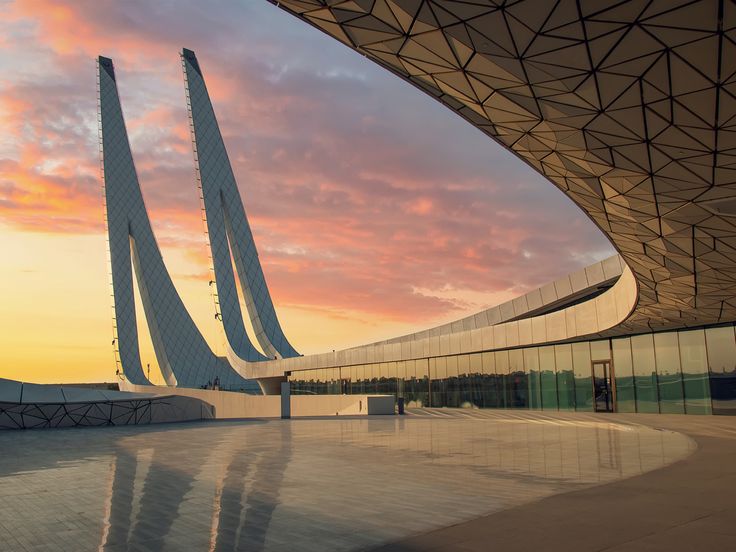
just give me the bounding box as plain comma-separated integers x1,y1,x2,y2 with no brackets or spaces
592,361,615,412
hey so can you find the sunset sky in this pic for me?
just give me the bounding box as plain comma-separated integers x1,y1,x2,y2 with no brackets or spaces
0,1,614,384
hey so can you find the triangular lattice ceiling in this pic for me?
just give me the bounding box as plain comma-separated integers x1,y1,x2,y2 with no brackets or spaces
273,0,736,334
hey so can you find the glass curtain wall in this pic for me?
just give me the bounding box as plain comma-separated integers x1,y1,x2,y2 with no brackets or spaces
482,351,502,408
538,346,558,410
631,334,659,413
679,330,711,414
468,353,483,407
508,349,526,408
705,325,736,414
572,342,592,411
525,348,542,409
287,325,736,415
555,344,576,410
612,337,636,412
654,333,685,414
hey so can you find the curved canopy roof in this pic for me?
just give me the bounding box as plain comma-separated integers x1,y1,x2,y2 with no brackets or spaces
272,0,736,334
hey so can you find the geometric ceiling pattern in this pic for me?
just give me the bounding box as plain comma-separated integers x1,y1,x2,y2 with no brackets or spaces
0,396,199,430
271,0,736,334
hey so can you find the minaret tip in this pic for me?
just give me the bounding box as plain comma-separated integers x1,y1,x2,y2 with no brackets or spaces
181,48,202,76
98,56,115,80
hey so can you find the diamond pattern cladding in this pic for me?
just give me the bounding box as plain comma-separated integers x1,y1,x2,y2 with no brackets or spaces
99,57,255,390
182,49,300,360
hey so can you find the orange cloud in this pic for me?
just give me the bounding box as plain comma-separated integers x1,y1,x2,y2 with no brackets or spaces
404,197,434,215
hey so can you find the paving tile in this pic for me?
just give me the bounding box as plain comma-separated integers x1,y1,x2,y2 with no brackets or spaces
0,414,692,551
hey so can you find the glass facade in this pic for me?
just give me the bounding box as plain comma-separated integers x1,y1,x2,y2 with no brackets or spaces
555,344,575,410
705,326,736,414
678,330,711,415
631,334,659,413
654,332,685,414
288,325,736,415
572,342,593,412
612,337,636,413
538,346,558,410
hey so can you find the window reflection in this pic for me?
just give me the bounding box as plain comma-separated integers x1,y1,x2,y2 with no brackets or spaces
653,333,684,414
506,349,525,408
612,338,636,413
678,329,711,414
555,344,575,410
285,324,736,416
468,353,483,408
705,326,736,414
631,334,659,413
482,351,502,408
539,346,558,410
447,355,459,408
572,342,592,412
524,348,541,409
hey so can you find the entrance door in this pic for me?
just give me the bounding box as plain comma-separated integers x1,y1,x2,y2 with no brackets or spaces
592,361,615,412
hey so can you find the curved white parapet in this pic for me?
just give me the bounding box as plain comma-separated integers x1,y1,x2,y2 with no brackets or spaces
369,255,625,348
248,260,638,379
226,339,255,380
120,382,394,417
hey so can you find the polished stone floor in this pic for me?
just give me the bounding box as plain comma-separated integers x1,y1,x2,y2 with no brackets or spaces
0,413,694,551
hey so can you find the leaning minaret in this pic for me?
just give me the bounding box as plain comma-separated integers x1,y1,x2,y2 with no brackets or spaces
181,48,300,361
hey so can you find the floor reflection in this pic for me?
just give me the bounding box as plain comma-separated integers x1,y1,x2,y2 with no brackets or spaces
93,424,293,552
212,424,292,551
0,413,694,552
